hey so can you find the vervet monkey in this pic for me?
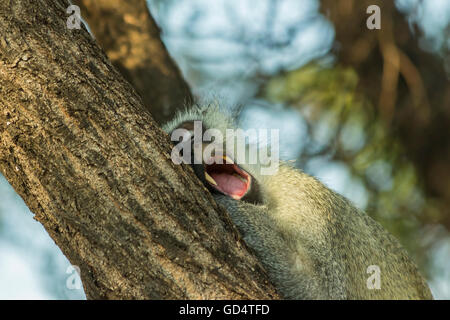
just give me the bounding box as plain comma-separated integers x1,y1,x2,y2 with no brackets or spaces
164,105,433,300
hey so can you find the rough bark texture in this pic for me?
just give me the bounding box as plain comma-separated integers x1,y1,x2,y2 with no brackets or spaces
0,0,279,299
73,0,193,124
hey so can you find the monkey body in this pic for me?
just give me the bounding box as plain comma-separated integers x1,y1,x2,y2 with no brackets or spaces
220,165,432,299
164,105,433,300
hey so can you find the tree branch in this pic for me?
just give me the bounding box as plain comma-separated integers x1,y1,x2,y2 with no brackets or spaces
73,0,193,124
0,0,279,299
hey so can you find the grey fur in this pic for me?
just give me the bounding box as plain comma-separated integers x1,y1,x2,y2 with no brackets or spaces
164,105,433,300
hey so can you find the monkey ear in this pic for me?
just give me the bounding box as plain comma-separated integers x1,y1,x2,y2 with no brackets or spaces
177,121,196,132
173,120,207,137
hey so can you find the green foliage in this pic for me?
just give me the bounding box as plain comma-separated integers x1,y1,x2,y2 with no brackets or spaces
262,62,440,274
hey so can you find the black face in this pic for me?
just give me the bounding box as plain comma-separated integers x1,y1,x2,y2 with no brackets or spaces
171,121,263,205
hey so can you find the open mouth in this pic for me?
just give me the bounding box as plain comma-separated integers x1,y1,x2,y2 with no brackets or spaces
204,156,251,200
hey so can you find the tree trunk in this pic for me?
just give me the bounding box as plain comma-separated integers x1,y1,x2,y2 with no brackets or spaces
73,0,193,124
0,0,279,299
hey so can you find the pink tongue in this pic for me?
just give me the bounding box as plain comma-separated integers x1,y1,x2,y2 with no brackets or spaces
211,173,247,197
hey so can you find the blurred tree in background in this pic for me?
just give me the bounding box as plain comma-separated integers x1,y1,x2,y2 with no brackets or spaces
264,0,450,276
147,0,450,296
0,0,448,298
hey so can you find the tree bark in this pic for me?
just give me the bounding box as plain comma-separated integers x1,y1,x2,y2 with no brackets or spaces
0,0,279,299
73,0,193,124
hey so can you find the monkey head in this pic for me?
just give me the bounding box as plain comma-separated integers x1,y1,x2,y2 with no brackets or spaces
165,111,263,205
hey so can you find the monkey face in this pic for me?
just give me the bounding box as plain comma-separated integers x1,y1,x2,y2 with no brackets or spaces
170,120,263,205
